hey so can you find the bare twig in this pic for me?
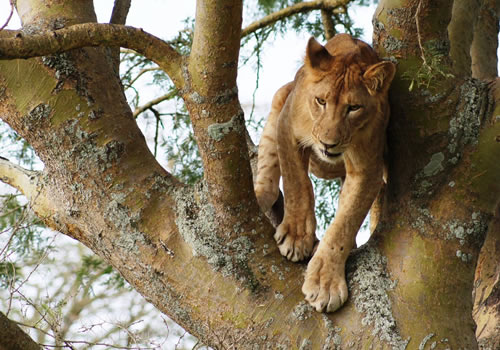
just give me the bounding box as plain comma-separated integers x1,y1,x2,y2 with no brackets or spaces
415,0,427,66
133,91,177,118
127,67,162,88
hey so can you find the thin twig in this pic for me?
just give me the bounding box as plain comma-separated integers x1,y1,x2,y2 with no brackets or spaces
415,0,427,66
127,67,161,87
133,91,177,118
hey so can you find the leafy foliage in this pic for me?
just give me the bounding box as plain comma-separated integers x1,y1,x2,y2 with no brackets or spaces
311,176,341,236
0,193,47,256
0,261,21,288
402,42,455,91
0,123,39,169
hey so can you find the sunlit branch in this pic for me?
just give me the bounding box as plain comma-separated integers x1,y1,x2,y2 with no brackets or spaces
241,0,349,38
0,157,39,198
0,23,185,90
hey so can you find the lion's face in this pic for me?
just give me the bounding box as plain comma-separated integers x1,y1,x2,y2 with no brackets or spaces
299,35,396,164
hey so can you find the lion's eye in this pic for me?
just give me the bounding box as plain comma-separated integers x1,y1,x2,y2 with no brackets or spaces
347,105,362,112
315,97,326,106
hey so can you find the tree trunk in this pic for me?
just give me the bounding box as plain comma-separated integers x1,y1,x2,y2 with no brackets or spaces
0,312,41,350
0,0,499,349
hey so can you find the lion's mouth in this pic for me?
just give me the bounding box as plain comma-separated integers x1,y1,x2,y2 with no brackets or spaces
323,149,343,158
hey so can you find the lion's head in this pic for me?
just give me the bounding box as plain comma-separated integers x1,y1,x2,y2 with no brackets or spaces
297,34,396,164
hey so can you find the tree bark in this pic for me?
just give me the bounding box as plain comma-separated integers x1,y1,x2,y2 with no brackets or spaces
109,0,131,75
473,203,500,349
448,0,479,78
471,0,499,80
0,312,41,350
0,0,499,349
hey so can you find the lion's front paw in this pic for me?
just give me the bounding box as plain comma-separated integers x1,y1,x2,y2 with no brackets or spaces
274,213,316,262
302,249,348,312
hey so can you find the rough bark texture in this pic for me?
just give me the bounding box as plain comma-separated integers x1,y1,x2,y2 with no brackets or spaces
0,0,499,349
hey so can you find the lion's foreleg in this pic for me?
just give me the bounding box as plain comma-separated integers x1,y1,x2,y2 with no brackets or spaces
302,165,383,312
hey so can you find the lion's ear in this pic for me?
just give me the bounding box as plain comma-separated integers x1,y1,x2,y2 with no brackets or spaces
305,37,333,71
363,61,396,95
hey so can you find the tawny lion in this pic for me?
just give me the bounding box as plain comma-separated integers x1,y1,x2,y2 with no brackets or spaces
255,34,395,312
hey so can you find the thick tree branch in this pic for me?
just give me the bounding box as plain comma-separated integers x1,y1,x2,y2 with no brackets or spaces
186,0,261,225
0,23,185,90
241,0,349,38
0,311,41,350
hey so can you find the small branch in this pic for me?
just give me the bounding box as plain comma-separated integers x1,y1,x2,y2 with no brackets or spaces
241,0,349,38
110,0,131,25
0,158,61,232
133,91,177,118
0,23,185,90
320,9,336,39
109,0,132,75
0,158,39,197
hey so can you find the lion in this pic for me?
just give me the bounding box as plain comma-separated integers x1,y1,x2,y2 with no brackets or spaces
254,34,396,312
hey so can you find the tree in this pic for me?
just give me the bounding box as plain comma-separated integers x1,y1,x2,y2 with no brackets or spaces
0,0,499,349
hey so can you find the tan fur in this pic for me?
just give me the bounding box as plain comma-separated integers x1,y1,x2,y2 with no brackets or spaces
254,34,396,312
